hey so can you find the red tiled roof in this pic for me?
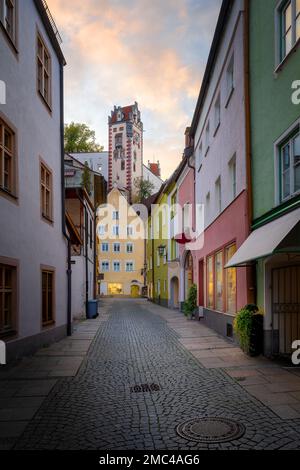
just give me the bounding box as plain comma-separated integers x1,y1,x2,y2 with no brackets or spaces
110,105,135,124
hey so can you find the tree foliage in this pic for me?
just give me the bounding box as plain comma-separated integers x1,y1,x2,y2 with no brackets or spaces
64,122,104,153
81,161,92,195
133,177,155,203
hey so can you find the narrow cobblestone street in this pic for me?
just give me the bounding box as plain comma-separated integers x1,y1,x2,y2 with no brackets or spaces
1,299,296,450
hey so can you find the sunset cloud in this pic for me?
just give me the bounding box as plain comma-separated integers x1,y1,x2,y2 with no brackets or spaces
48,0,222,178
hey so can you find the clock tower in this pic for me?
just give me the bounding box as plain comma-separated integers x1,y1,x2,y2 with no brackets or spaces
108,102,143,200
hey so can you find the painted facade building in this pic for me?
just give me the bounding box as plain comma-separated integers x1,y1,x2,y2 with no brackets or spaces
189,0,253,338
227,0,300,356
146,187,169,307
71,152,109,183
108,103,143,200
0,0,68,359
97,187,144,297
65,187,95,319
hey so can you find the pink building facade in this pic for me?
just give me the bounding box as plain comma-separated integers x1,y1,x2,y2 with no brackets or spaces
188,0,254,338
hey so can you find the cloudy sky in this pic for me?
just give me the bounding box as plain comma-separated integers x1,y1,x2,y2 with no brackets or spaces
48,0,222,179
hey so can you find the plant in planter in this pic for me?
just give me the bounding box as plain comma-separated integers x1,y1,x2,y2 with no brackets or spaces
234,304,264,356
183,284,198,319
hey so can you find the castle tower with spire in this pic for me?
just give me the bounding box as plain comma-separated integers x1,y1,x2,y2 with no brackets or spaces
108,102,143,199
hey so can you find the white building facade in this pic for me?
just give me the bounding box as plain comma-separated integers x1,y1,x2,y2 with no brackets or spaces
0,0,68,360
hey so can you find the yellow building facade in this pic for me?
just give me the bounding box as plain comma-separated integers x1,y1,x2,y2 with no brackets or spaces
97,188,145,297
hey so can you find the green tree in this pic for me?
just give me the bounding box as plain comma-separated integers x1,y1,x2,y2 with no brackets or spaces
133,177,155,203
81,161,92,195
64,122,104,153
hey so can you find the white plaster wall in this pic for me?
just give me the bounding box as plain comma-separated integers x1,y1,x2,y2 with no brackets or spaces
0,0,67,339
71,152,109,183
194,0,247,229
143,165,163,194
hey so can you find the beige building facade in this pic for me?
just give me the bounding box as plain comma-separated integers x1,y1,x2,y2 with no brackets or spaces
97,188,145,297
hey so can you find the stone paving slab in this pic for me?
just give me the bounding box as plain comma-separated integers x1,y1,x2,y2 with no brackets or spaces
0,309,109,450
149,303,300,421
11,299,300,450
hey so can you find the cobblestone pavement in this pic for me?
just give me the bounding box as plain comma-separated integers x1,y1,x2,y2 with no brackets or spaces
14,300,300,450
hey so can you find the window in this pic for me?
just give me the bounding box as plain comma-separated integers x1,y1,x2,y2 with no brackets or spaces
127,225,133,236
98,225,105,236
215,251,223,312
113,243,120,253
183,203,190,232
113,225,119,237
0,118,16,196
101,261,109,272
126,262,134,272
126,243,133,253
156,250,160,267
149,256,153,270
157,280,161,296
229,156,237,199
171,238,177,261
37,33,51,108
0,263,16,336
197,143,203,171
115,133,122,149
121,160,125,171
225,244,237,314
113,262,120,273
112,211,119,220
280,130,300,200
215,177,222,214
207,256,214,308
101,243,109,253
205,121,210,153
226,55,234,102
0,0,16,43
279,0,300,61
214,94,221,132
40,162,53,221
42,270,54,326
133,162,136,172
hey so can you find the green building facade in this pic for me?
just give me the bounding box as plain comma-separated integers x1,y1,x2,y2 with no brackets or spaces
249,0,300,356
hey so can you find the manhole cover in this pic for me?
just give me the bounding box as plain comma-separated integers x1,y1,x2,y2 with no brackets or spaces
176,417,245,443
130,383,160,393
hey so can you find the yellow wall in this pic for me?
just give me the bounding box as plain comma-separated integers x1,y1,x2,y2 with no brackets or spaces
97,188,145,296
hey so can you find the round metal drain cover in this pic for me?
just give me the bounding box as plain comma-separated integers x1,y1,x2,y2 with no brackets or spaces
176,417,245,443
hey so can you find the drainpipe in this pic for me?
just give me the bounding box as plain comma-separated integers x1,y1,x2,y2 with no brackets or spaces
243,0,256,305
60,63,72,337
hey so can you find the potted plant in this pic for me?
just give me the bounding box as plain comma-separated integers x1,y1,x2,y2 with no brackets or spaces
183,284,198,320
234,304,264,356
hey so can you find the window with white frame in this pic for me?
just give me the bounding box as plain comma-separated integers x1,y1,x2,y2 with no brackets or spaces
156,250,160,267
0,0,16,44
112,211,119,220
214,94,221,132
113,243,120,253
125,262,134,272
226,54,234,102
280,129,300,201
157,279,161,296
278,0,300,62
126,243,133,253
101,261,109,272
113,261,120,272
101,243,109,253
112,225,119,237
127,225,134,236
